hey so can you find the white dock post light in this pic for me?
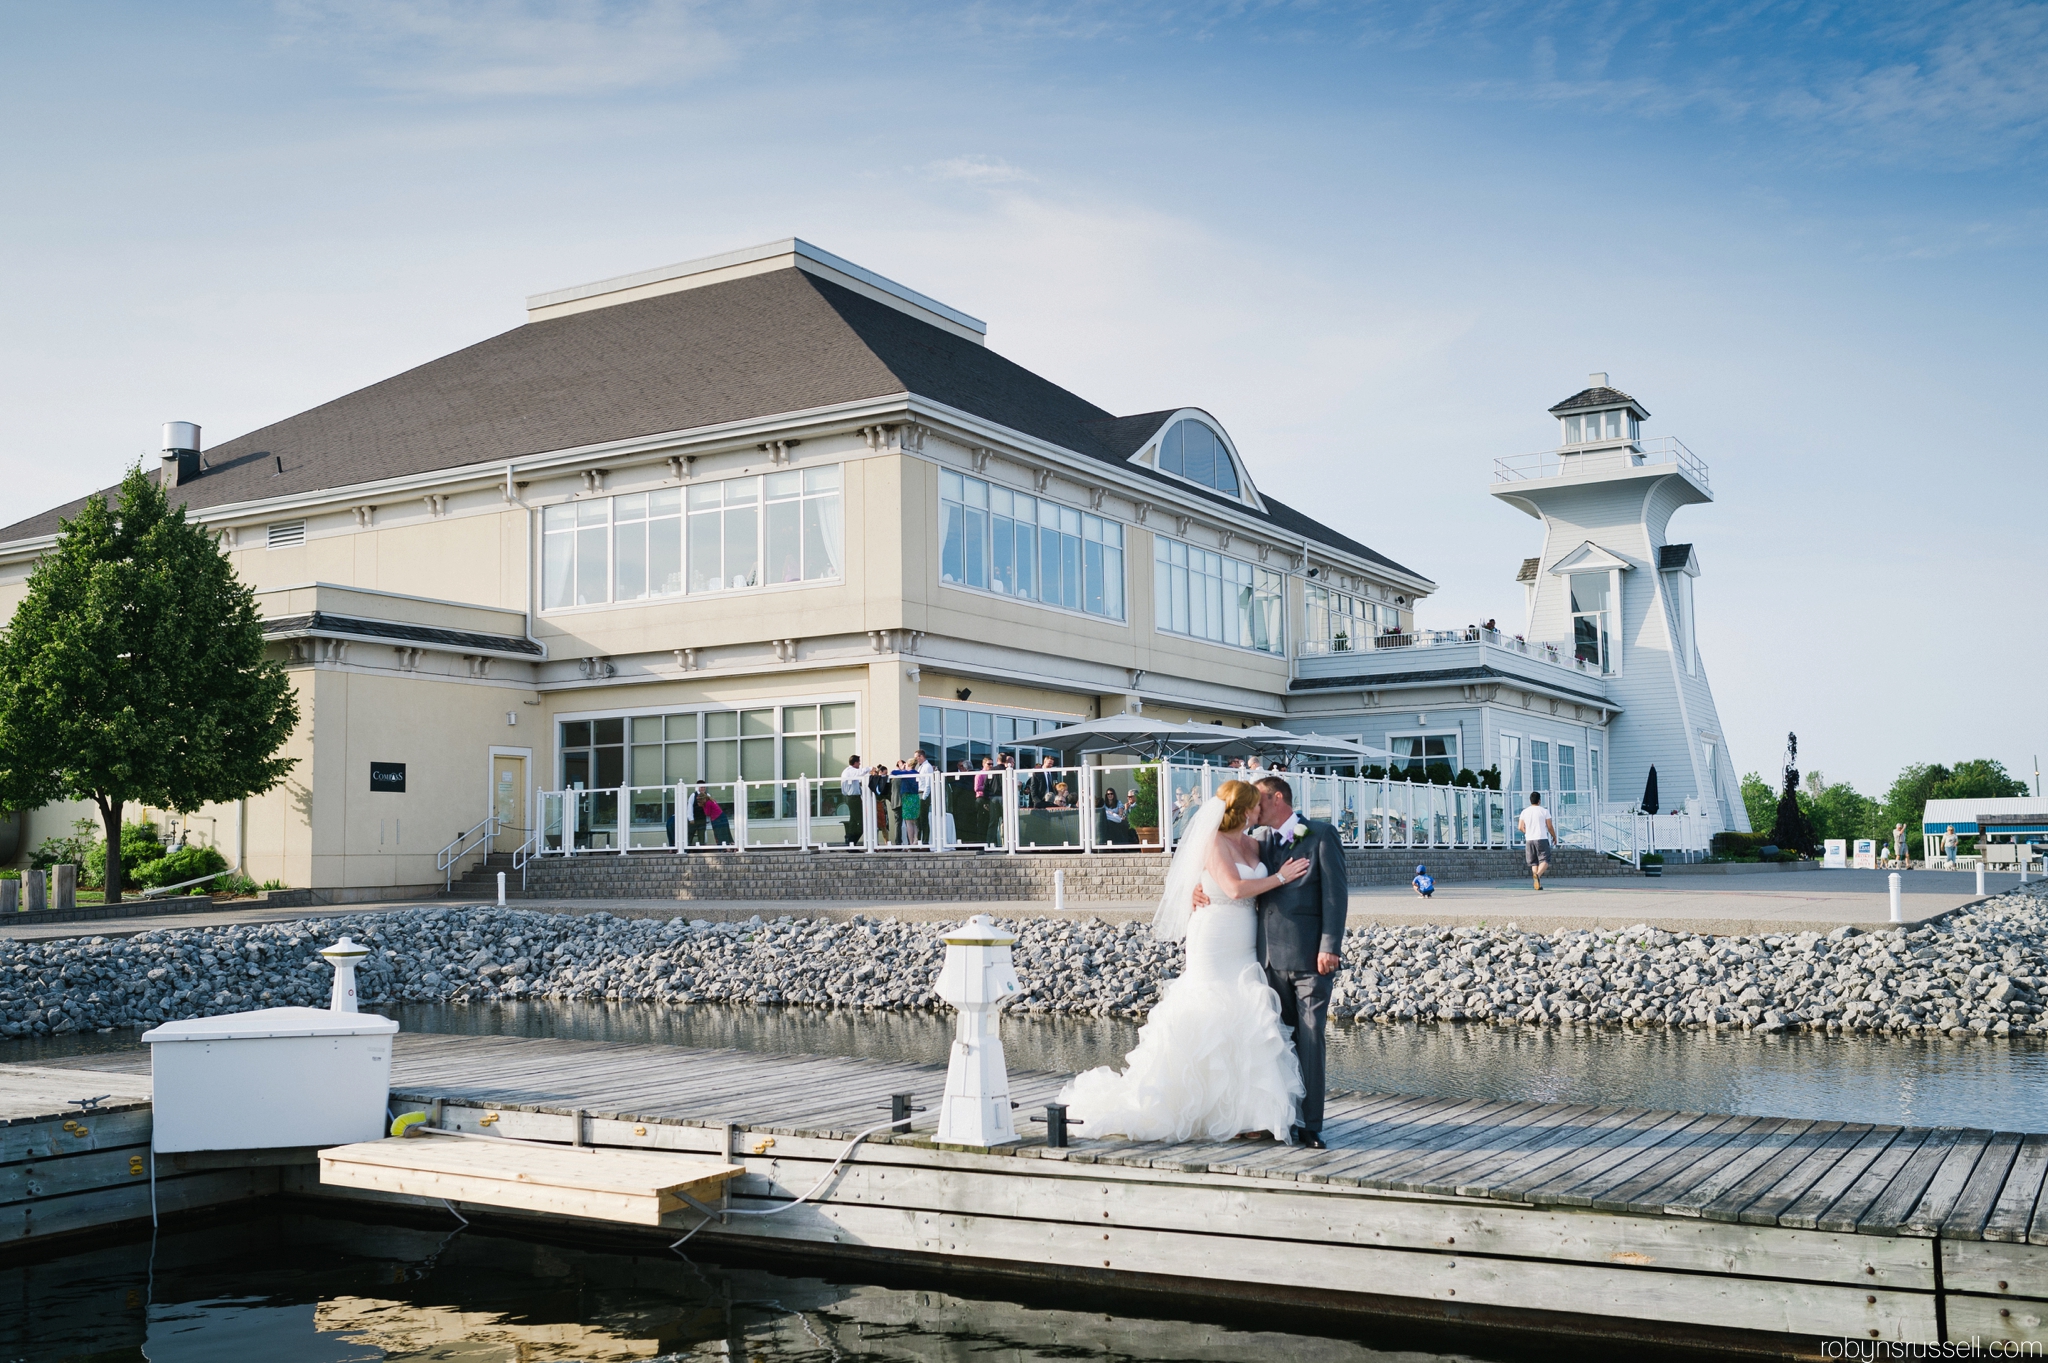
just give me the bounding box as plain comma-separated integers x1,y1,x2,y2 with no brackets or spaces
934,914,1023,1148
320,937,371,1013
1888,871,1903,924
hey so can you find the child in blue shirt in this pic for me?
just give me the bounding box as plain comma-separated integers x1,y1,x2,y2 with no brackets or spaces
1412,864,1435,897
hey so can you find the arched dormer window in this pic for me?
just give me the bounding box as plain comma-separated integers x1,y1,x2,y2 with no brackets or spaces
1158,419,1240,496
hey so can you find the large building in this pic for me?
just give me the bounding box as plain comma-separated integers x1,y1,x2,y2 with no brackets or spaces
0,240,1742,896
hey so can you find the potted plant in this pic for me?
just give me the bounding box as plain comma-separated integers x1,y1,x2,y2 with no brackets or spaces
1641,853,1665,877
1129,767,1160,845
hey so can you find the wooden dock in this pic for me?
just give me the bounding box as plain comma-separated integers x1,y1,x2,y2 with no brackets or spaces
19,1033,2048,1354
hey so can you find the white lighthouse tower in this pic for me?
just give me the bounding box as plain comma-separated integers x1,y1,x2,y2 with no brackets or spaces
1490,375,1748,832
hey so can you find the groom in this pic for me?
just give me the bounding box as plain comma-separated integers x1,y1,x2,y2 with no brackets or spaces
1250,775,1348,1148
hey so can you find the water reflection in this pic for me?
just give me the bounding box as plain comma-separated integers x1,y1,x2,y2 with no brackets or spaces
0,1210,1586,1363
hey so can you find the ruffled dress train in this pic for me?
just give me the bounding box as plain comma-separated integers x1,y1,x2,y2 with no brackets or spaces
1057,867,1303,1141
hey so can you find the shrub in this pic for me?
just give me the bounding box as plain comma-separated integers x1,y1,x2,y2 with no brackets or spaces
1476,765,1503,791
30,818,98,873
134,843,228,890
1452,768,1480,788
214,872,259,897
1641,853,1665,865
1128,767,1158,827
1711,831,1771,860
259,878,287,892
1361,765,1389,781
85,822,164,889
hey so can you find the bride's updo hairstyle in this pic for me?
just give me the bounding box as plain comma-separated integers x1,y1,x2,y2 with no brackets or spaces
1216,779,1260,832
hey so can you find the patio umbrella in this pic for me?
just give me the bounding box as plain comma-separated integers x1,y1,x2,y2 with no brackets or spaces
1641,765,1660,816
1001,714,1211,760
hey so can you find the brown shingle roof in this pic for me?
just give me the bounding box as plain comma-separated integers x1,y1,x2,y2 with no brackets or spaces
2,267,1423,580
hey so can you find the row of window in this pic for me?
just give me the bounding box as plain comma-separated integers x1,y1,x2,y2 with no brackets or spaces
1499,734,1602,802
918,705,1069,771
1303,583,1402,651
939,471,1126,620
542,467,844,611
1153,537,1285,655
559,704,858,791
1561,410,1638,445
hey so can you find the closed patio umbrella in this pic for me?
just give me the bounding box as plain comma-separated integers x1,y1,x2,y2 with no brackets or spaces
1641,765,1660,816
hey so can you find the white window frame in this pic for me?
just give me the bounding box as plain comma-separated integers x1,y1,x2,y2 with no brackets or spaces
1386,731,1462,781
1152,417,1249,500
938,469,1127,624
1152,533,1286,656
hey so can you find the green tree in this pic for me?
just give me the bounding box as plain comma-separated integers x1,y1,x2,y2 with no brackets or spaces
1739,771,1775,835
1879,760,2031,858
0,466,299,902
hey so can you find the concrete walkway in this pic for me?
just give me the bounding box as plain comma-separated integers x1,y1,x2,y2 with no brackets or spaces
0,867,2026,942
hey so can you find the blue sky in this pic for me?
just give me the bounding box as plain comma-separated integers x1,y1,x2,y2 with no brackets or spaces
3,1,2043,797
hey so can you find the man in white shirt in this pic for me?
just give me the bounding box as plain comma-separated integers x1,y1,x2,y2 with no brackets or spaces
1518,791,1556,890
839,755,865,848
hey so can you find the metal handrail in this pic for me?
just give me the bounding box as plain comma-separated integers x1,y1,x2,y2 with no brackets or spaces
438,813,502,892
1492,436,1709,491
509,823,542,890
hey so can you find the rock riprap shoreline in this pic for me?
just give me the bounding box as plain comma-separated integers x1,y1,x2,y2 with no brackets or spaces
2,886,2043,1040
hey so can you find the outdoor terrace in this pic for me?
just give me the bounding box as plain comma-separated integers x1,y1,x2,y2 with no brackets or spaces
1295,625,1612,701
1491,435,1711,493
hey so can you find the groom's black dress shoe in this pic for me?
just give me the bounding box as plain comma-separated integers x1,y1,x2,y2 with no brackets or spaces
1291,1127,1327,1150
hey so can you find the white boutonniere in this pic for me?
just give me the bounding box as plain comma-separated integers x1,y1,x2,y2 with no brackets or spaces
1278,815,1307,847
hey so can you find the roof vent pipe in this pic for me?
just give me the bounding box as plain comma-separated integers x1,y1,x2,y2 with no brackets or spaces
161,421,201,487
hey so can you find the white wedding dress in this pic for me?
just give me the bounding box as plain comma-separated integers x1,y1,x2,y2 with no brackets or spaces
1057,847,1304,1142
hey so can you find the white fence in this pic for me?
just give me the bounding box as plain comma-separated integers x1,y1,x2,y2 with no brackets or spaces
518,763,1713,863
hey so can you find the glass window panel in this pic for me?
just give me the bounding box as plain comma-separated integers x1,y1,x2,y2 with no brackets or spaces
543,504,574,534
1182,422,1213,487
969,711,991,741
1060,532,1081,609
991,517,1016,594
630,716,663,743
614,519,648,600
562,750,590,789
783,734,820,779
1569,573,1609,613
724,505,758,588
765,469,800,499
561,720,592,747
802,494,841,580
964,477,987,509
688,483,722,511
1214,451,1239,495
542,530,574,610
1160,422,1183,475
724,477,758,506
664,742,696,785
822,733,855,768
1015,520,1036,599
940,502,965,584
1565,415,1582,443
665,712,697,741
705,711,738,739
1102,544,1124,619
650,487,681,516
648,515,682,596
689,510,722,592
1083,538,1104,616
741,709,774,736
820,702,856,732
577,500,608,526
593,717,625,745
594,745,624,788
1039,501,1058,529
1559,745,1577,792
996,717,1015,743
630,745,663,786
919,705,942,739
614,492,646,523
963,506,987,588
783,705,818,733
944,708,968,739
1531,740,1550,791
804,465,840,493
1060,506,1081,536
991,486,1011,517
576,526,608,605
705,741,738,782
941,469,962,502
765,497,802,583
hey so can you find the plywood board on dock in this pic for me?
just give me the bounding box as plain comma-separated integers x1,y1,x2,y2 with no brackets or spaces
319,1136,742,1226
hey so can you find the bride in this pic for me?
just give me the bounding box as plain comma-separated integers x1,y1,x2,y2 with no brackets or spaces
1057,779,1311,1141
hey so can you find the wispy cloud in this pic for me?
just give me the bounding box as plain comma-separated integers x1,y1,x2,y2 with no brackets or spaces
922,154,1035,183
274,0,737,97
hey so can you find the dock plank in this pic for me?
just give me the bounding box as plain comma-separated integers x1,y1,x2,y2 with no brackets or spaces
1984,1133,2048,1244
1854,1130,1965,1235
1772,1126,1901,1230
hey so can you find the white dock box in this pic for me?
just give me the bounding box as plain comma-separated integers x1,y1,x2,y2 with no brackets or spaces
141,1007,398,1152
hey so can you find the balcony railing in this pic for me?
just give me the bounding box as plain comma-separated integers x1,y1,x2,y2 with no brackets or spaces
1299,625,1600,675
1492,436,1709,492
519,763,1671,861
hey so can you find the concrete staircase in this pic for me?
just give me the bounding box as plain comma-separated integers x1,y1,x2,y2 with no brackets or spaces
459,845,1631,903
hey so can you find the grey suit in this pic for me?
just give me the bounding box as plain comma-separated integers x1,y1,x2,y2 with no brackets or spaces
1255,820,1349,1137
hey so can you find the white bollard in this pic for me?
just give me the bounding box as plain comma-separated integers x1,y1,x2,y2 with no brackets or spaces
1977,864,1986,896
320,937,371,1013
1889,871,1903,924
933,914,1023,1148
497,871,507,907
1053,869,1065,913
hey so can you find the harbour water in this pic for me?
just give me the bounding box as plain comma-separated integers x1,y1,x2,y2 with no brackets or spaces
8,1000,2046,1130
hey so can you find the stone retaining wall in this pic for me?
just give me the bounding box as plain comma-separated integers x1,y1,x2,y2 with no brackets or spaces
499,844,1630,902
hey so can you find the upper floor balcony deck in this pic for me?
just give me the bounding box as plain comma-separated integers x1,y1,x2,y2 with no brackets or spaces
1491,436,1710,497
1294,626,1612,703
